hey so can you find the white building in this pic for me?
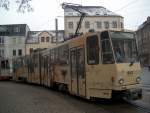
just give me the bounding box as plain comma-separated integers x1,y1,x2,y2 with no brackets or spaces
0,24,30,73
63,6,124,38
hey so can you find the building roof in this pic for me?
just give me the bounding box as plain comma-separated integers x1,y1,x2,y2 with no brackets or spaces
0,24,29,36
26,30,64,43
138,16,150,30
26,31,42,43
64,6,122,17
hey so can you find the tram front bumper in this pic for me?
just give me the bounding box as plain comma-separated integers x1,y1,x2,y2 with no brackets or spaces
123,88,142,100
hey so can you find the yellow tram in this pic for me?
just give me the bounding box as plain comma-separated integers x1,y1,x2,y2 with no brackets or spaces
13,30,142,100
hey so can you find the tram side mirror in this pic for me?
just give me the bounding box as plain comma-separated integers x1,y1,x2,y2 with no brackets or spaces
129,58,135,66
129,61,134,66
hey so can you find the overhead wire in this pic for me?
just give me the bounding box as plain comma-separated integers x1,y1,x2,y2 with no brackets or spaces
114,0,140,12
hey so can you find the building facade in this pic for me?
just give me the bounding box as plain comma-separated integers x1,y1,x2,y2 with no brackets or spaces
0,24,30,73
26,30,64,55
63,6,124,38
136,17,150,67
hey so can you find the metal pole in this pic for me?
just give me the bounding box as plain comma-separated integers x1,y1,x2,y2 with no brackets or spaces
55,18,58,44
0,57,1,76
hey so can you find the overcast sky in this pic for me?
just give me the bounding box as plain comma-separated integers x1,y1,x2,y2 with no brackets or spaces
0,0,149,31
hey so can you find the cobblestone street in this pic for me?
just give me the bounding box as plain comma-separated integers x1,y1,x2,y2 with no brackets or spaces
0,81,109,113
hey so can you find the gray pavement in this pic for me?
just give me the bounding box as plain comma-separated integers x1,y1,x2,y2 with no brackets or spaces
0,68,150,113
0,81,109,113
141,67,150,86
134,67,150,109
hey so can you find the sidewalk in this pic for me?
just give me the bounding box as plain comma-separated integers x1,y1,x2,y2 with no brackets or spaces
133,67,150,109
141,67,150,85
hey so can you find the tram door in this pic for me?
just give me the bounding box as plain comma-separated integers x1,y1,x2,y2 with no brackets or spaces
70,47,86,97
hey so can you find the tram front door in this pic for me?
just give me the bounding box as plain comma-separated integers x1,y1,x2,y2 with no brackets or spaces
70,47,86,97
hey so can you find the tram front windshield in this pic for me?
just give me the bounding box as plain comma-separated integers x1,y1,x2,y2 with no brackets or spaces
110,31,138,63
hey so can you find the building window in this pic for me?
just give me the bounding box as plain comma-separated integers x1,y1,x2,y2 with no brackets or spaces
30,48,33,54
68,22,73,29
14,26,20,32
0,36,4,44
46,37,49,42
121,22,123,28
104,21,109,29
13,50,16,56
41,37,45,42
112,21,117,28
0,49,4,57
68,13,73,16
96,21,102,29
2,49,4,56
18,49,22,56
85,21,90,28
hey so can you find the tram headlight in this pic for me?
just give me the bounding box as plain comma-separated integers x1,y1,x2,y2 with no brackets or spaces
118,79,124,84
136,77,141,83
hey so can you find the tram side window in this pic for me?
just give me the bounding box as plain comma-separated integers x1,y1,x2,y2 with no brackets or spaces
54,48,59,62
29,58,34,73
101,31,114,64
58,45,69,65
51,49,55,63
86,35,99,65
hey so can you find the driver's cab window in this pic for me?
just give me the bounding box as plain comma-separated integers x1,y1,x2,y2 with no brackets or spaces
101,31,114,64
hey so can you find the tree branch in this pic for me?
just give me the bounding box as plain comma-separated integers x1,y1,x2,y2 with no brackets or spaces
0,0,33,12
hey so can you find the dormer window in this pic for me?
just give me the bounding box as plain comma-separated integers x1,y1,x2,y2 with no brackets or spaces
68,13,73,15
41,37,45,42
46,37,49,42
95,12,100,15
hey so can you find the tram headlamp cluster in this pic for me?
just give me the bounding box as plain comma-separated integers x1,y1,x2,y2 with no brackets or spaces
136,77,141,83
118,79,124,84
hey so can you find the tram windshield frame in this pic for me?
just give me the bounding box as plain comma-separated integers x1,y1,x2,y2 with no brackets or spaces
110,31,138,63
100,31,138,64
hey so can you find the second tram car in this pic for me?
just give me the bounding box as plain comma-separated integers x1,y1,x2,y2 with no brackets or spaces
13,30,142,100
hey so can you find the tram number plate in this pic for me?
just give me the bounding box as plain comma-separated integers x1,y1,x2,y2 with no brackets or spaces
127,71,133,75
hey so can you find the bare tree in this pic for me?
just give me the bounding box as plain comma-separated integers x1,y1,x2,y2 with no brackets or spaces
0,0,33,12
